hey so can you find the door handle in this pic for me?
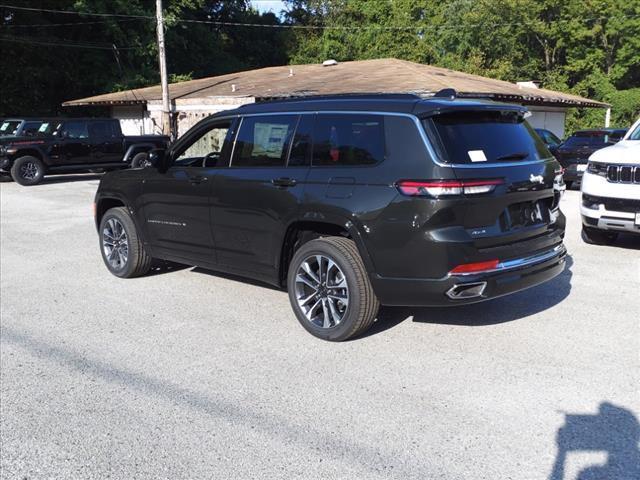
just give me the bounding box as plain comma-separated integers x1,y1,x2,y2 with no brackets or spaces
271,177,297,188
188,175,208,184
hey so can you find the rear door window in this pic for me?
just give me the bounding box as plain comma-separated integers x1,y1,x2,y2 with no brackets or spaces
313,114,385,166
64,121,89,139
232,115,297,168
422,111,550,164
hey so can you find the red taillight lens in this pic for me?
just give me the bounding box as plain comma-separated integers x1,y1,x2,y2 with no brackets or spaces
450,259,500,275
396,179,503,197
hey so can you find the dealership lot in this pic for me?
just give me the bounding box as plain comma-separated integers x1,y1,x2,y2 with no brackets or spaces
1,177,638,479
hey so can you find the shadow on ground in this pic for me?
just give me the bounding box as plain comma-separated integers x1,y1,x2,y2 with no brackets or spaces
549,402,640,480
363,255,574,337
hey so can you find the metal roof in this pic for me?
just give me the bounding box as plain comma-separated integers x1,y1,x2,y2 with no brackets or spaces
63,58,608,109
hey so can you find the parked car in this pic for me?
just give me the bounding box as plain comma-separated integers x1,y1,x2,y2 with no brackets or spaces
580,118,640,244
0,118,60,137
534,128,563,155
0,118,169,185
555,129,627,189
94,93,567,341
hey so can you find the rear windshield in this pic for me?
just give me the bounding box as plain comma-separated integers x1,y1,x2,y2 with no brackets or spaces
422,111,550,164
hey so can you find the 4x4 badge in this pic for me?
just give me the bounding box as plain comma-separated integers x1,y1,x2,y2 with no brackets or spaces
529,174,544,184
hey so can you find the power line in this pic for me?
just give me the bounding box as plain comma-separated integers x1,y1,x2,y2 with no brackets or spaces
0,35,137,50
0,4,153,19
1,18,147,28
1,3,639,31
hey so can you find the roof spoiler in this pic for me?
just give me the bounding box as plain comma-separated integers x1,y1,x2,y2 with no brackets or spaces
433,88,457,100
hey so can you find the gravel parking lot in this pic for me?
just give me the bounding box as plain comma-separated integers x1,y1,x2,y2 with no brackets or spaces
1,175,638,479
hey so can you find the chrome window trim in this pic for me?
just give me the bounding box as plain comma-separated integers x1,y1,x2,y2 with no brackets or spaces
202,110,555,169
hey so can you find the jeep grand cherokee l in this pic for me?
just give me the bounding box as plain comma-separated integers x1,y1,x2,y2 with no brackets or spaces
94,94,567,341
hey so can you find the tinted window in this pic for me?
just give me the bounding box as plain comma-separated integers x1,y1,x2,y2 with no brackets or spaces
313,114,385,166
629,124,640,140
288,115,313,167
0,121,21,135
64,121,89,139
423,111,549,164
563,135,593,147
88,121,114,138
22,122,43,136
232,115,296,168
544,130,562,146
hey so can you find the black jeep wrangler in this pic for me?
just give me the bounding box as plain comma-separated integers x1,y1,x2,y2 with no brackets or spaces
0,118,168,185
94,93,567,341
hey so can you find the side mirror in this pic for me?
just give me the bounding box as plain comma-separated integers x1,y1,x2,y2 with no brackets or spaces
147,148,168,170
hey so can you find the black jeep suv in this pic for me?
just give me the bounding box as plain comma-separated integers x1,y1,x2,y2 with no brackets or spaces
94,94,567,341
0,118,168,185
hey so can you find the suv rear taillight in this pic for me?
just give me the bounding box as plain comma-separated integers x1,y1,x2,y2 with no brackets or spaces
396,179,503,197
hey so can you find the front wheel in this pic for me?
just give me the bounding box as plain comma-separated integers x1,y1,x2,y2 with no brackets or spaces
287,236,379,341
99,207,152,278
11,156,45,186
582,226,618,245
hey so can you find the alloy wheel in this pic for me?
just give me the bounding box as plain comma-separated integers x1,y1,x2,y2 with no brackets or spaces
295,254,349,329
102,218,129,270
20,162,38,180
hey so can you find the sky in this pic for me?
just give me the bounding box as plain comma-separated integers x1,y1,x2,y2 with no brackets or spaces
251,0,288,16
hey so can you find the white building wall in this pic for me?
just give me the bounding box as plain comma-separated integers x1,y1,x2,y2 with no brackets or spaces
526,106,567,139
111,105,155,136
147,97,255,138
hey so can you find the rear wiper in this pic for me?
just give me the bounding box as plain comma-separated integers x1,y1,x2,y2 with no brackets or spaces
495,152,529,161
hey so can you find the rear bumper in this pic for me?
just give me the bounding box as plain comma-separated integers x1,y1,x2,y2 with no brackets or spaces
563,163,587,182
371,244,567,306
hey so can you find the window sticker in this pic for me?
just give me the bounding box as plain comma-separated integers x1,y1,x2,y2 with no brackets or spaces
468,150,487,162
253,122,289,158
38,123,50,133
0,122,8,132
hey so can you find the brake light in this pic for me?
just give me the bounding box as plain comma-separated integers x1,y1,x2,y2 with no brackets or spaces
396,179,503,197
450,259,500,275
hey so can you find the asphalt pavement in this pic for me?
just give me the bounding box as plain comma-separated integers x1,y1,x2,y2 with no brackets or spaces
1,175,638,479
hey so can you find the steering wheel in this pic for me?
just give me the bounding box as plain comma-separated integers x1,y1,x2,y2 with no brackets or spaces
202,151,220,167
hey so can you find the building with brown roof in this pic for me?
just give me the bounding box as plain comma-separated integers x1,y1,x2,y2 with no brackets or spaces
63,58,608,139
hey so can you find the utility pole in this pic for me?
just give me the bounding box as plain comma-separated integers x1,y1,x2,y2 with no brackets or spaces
155,0,171,138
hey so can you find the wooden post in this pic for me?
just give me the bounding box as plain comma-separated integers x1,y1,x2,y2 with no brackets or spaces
156,0,171,138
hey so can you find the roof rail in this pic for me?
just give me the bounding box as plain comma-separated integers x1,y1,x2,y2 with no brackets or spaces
433,88,457,100
249,92,423,105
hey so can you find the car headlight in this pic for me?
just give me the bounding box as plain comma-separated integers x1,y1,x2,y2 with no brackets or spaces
587,161,607,177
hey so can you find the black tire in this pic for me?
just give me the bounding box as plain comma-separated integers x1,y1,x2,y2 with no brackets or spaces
582,226,618,245
130,152,150,169
0,174,13,182
287,236,379,341
99,207,152,278
564,180,573,190
10,156,45,186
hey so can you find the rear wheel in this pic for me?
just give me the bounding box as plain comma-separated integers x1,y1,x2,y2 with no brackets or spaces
99,207,152,278
287,236,379,341
582,226,618,245
11,156,45,186
131,152,150,169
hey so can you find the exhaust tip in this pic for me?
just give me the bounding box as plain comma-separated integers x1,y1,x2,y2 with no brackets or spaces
446,282,487,300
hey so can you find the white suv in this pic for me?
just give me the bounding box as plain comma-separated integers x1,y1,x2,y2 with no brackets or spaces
580,118,640,244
